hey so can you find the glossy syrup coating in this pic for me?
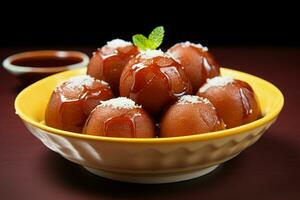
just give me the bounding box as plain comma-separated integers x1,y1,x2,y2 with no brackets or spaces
197,77,261,128
45,75,113,133
83,98,155,138
119,50,192,115
160,95,225,137
87,39,139,95
168,42,220,93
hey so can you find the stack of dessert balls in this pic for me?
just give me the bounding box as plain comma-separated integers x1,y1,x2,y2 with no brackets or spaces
45,39,261,138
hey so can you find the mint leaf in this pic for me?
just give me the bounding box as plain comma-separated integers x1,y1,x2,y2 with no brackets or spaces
132,26,165,50
132,34,149,50
148,26,164,50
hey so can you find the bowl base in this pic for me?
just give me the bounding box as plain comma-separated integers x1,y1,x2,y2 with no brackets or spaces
83,165,219,184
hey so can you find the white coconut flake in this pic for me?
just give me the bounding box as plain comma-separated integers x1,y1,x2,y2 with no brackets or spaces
199,76,234,93
99,80,109,86
131,63,147,70
178,95,211,105
140,49,166,59
106,39,132,49
181,41,208,51
60,75,108,91
99,97,141,109
63,75,95,90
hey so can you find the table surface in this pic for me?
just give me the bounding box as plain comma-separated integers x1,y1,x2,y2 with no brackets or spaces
1,47,299,200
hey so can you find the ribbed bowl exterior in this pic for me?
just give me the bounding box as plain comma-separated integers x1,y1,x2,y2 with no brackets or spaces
24,119,274,174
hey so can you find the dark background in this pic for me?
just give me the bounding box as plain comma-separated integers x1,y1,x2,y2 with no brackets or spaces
0,2,299,48
1,2,300,200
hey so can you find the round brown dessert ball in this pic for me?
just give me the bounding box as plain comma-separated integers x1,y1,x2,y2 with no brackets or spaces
83,97,155,138
45,75,113,133
197,76,261,128
168,41,220,93
87,39,139,95
160,95,225,137
119,49,192,115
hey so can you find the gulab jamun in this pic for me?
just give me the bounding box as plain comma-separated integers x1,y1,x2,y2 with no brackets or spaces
160,95,225,137
168,41,220,93
83,97,155,138
45,75,113,133
87,39,139,95
197,76,261,128
119,49,192,115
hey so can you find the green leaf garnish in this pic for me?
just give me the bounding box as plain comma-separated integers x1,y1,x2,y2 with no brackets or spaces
132,26,165,50
148,26,164,49
132,34,149,51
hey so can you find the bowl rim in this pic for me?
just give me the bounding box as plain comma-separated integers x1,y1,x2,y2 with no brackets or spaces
14,67,284,144
2,50,89,74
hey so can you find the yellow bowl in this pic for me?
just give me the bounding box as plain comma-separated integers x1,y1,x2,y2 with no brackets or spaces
15,67,284,183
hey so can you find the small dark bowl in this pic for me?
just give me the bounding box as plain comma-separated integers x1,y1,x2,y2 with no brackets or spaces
2,50,89,84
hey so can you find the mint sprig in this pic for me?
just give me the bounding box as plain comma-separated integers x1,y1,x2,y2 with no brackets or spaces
132,26,164,50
